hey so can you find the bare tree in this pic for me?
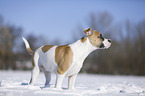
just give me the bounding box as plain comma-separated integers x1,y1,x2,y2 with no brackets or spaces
0,15,23,69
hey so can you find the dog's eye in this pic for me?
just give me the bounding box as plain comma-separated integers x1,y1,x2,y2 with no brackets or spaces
98,34,103,38
98,36,101,38
98,34,104,41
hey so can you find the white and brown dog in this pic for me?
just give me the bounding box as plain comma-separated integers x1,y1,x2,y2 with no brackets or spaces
22,28,111,89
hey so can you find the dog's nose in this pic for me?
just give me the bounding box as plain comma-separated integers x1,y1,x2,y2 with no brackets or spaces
108,39,111,43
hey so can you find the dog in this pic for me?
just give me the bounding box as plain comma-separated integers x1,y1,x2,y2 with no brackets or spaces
22,28,111,89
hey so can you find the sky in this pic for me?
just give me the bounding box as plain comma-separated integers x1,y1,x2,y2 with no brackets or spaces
0,0,145,43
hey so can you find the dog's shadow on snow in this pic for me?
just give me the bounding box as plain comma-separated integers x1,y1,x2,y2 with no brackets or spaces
40,85,68,90
20,83,68,90
62,87,68,90
21,83,29,85
21,82,51,89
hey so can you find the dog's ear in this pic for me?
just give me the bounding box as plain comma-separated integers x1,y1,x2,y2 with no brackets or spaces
84,28,93,36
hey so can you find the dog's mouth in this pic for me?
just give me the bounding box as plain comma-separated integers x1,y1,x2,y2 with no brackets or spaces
99,43,105,48
98,39,111,49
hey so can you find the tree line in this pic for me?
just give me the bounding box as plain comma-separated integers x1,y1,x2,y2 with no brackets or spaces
0,12,145,75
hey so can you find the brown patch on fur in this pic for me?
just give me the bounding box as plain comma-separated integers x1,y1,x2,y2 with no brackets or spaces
27,48,33,55
84,28,93,36
81,37,87,43
88,30,102,47
84,28,91,33
55,45,73,74
41,45,54,53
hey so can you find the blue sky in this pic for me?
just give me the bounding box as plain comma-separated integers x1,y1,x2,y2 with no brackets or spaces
0,0,145,43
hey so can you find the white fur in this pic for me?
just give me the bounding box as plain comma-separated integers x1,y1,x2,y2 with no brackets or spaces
66,38,97,76
68,74,77,89
103,39,111,49
22,37,31,49
38,46,57,73
30,51,40,85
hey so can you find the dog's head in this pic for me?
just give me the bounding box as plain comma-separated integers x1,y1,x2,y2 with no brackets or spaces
84,28,111,49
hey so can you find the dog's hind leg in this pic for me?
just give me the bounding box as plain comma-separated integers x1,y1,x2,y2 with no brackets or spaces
29,52,40,85
29,66,40,85
43,70,51,87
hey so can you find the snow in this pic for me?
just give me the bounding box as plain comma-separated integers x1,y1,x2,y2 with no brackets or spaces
0,71,145,96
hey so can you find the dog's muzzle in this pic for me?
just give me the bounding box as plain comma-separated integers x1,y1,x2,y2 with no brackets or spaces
100,39,111,49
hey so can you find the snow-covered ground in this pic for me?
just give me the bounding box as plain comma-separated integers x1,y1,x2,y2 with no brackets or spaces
0,71,145,96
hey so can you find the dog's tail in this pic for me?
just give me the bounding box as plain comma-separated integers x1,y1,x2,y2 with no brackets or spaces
22,37,33,55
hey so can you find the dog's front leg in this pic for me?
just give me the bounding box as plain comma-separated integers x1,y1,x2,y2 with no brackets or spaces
55,74,65,89
68,74,77,89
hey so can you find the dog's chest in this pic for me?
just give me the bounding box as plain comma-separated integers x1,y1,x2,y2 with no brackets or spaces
65,46,90,76
66,60,84,76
